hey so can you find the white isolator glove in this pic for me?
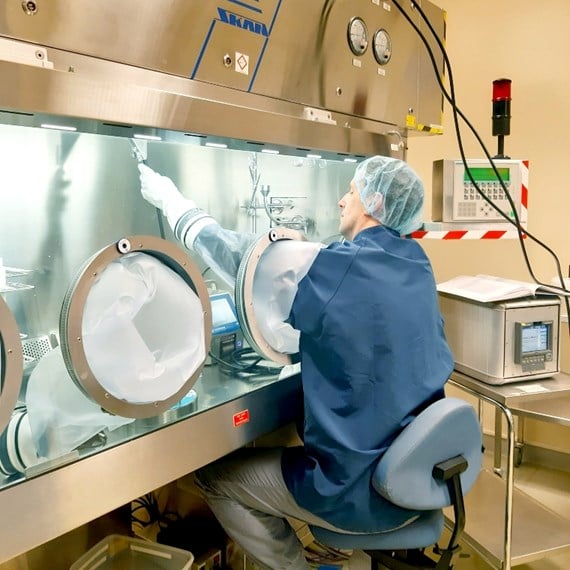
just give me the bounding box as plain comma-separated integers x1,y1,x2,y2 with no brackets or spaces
138,163,255,288
138,163,198,230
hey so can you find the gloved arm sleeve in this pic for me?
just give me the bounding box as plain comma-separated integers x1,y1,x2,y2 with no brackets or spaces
175,210,257,288
138,164,256,286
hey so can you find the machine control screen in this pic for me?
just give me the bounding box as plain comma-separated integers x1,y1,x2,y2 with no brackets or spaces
210,292,240,336
463,167,510,183
514,320,553,370
520,323,549,354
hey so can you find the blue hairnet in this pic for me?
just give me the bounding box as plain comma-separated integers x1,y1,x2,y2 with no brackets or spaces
353,156,424,235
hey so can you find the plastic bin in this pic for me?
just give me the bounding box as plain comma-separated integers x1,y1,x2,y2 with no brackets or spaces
70,534,194,570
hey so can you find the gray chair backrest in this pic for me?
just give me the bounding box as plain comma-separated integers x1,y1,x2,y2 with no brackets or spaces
373,397,482,510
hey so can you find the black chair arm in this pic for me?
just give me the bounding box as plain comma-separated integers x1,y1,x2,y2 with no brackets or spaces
432,455,468,482
432,454,468,568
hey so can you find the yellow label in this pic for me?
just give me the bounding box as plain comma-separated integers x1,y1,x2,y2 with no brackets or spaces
417,124,444,134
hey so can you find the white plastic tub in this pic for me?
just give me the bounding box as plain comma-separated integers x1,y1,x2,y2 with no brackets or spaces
70,534,194,570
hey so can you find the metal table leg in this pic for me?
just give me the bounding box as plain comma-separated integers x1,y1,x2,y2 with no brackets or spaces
450,381,515,570
494,406,503,476
515,415,525,467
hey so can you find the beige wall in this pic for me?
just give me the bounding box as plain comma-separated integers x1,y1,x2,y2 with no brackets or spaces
408,0,570,284
406,0,570,453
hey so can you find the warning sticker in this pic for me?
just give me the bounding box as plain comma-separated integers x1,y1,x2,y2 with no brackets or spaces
235,52,249,75
233,409,250,427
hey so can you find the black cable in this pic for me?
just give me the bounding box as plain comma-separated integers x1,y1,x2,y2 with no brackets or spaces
209,347,282,379
131,493,180,530
131,493,161,528
403,1,564,282
391,0,570,327
208,349,261,372
406,1,570,295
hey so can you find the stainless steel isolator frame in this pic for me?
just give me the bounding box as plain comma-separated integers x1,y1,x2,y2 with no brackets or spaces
235,227,305,366
0,296,23,435
59,236,212,418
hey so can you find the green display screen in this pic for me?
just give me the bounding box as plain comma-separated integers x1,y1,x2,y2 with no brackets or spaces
464,167,510,182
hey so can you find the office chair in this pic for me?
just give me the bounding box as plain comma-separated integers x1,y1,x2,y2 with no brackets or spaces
310,397,483,570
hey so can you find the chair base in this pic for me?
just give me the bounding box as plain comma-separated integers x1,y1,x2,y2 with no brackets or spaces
366,544,460,570
367,548,435,570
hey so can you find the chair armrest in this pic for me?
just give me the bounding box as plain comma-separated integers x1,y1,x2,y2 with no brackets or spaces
432,455,468,481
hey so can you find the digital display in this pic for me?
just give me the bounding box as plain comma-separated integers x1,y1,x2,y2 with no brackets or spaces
210,293,240,335
520,323,549,354
464,167,510,183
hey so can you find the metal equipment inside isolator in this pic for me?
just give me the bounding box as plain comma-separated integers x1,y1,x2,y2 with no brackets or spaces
0,0,446,519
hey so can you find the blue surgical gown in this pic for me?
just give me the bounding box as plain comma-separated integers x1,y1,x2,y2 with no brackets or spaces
282,225,453,533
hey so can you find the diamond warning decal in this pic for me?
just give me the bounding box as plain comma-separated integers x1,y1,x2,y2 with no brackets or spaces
235,52,249,75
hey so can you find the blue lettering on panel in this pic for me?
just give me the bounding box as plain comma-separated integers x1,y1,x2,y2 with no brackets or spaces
217,7,269,37
191,1,282,91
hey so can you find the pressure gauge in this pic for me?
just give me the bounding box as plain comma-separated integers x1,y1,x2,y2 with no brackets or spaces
347,17,369,56
373,29,392,65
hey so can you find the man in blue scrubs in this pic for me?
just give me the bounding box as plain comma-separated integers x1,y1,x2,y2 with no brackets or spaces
139,156,453,570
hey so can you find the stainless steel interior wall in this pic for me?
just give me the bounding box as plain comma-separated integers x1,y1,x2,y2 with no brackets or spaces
0,123,354,340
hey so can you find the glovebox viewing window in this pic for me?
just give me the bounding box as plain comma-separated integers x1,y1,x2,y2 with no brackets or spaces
59,236,212,418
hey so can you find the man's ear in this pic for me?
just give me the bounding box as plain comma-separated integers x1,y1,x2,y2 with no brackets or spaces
362,192,383,219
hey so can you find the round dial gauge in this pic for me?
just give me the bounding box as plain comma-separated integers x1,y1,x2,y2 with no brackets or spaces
347,17,369,56
373,29,392,65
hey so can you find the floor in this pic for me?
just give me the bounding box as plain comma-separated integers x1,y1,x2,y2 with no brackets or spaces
348,454,570,570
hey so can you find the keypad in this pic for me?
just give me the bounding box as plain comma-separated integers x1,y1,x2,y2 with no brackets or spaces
456,182,512,218
462,182,510,201
521,355,547,372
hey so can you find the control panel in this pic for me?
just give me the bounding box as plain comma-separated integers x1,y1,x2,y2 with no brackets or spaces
209,292,243,361
514,320,554,373
432,159,527,224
